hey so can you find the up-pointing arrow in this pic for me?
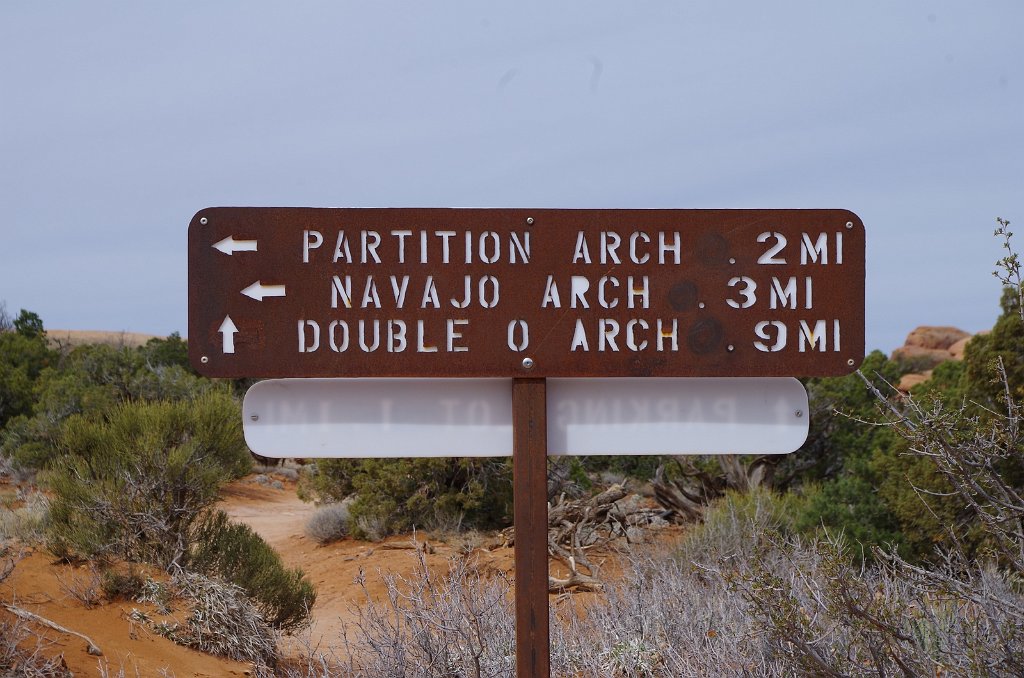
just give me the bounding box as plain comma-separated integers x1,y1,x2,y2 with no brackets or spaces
241,281,287,301
219,316,238,354
213,236,258,255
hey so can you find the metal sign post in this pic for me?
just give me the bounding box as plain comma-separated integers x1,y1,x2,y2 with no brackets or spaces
512,378,550,678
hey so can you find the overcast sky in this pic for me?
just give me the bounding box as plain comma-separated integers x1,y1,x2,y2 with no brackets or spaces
1,2,1021,354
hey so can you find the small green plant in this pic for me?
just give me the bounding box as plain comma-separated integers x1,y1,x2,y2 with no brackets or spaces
101,566,147,602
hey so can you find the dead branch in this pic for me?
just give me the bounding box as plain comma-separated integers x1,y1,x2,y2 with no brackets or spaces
2,603,103,656
546,484,663,592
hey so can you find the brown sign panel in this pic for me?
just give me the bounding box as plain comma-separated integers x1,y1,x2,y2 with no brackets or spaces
188,208,864,378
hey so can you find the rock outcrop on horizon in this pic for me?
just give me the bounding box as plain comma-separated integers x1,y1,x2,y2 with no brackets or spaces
891,325,973,391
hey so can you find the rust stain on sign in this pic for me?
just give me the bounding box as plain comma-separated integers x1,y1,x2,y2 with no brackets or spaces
188,208,864,378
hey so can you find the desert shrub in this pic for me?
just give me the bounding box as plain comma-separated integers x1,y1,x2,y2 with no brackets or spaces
735,534,1024,677
44,392,251,565
793,463,905,559
865,285,1024,563
344,554,515,676
128,363,214,402
12,310,44,339
777,351,913,557
254,464,300,482
553,550,785,677
252,473,284,490
779,350,901,488
676,487,799,565
276,467,300,482
100,565,147,601
303,457,512,539
570,454,665,485
355,514,387,542
546,456,593,499
305,503,351,543
963,223,1024,405
188,509,315,632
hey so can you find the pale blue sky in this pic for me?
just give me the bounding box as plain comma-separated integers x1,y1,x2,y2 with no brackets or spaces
1,2,1021,354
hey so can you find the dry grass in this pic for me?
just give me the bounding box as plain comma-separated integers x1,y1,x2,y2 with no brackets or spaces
128,570,278,674
0,490,49,544
56,565,103,609
305,503,351,544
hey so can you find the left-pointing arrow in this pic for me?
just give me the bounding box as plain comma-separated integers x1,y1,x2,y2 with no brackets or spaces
219,316,238,354
213,236,258,255
241,281,287,301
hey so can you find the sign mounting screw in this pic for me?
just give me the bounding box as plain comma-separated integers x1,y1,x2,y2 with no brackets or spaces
522,357,535,369
847,358,856,366
845,221,853,229
200,217,208,225
726,344,735,352
526,217,534,225
250,414,259,422
795,410,803,418
200,356,209,364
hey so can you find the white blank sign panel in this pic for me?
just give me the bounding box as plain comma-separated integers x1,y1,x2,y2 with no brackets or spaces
547,377,808,455
242,378,808,458
243,378,513,458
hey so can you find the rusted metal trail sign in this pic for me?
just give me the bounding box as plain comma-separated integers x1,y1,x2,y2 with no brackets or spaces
188,207,864,678
188,208,864,378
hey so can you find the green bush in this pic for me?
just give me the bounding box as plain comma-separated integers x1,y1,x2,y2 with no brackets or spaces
1,342,215,471
794,468,905,559
44,392,251,564
138,332,193,373
188,509,315,632
0,325,56,431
